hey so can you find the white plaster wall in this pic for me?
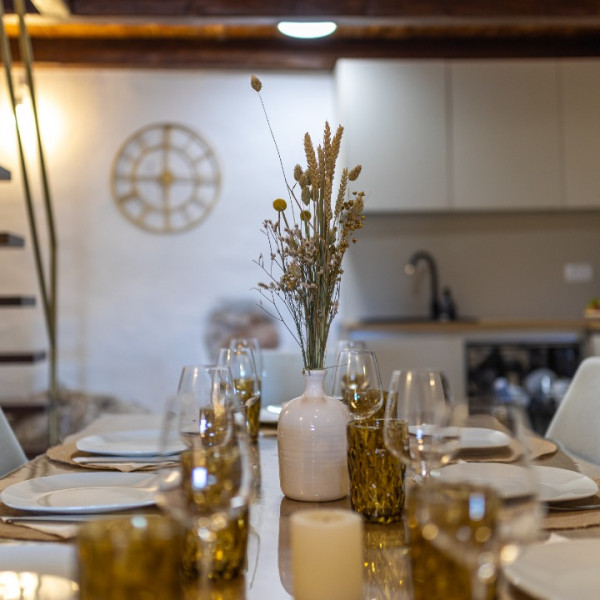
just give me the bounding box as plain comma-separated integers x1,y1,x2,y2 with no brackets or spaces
2,66,600,414
0,68,341,412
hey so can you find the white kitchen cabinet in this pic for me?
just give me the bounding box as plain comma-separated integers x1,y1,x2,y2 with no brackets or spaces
335,59,449,212
450,60,562,210
561,61,600,208
352,334,467,403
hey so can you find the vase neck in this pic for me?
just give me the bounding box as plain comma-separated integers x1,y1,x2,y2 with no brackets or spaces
302,369,327,399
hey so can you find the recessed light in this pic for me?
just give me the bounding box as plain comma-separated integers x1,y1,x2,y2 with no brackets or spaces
277,21,337,39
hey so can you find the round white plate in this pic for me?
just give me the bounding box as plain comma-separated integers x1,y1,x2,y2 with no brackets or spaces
436,463,598,503
436,462,534,498
407,426,510,450
533,465,598,503
1,472,159,513
504,539,600,600
0,543,75,579
76,429,184,456
459,427,511,450
259,405,281,425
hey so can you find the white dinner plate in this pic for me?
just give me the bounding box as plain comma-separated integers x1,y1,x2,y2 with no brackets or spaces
0,543,76,579
503,539,600,600
76,429,184,456
259,405,281,425
533,465,598,503
436,463,598,503
408,426,510,450
458,427,511,450
1,472,159,513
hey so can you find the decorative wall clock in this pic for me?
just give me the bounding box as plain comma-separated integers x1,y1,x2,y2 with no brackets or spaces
110,123,221,234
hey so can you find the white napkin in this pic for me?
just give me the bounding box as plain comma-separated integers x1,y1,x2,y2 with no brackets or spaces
7,521,80,539
72,457,176,471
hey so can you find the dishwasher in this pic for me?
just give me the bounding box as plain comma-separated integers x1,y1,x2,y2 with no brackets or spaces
465,334,583,435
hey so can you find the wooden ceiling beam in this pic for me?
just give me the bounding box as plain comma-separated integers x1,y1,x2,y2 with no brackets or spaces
4,0,600,69
8,26,600,71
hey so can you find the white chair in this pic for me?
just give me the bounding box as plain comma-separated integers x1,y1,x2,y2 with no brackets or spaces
0,407,27,476
545,356,600,466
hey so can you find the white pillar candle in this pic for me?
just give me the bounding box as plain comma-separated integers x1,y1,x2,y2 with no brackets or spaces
290,508,363,600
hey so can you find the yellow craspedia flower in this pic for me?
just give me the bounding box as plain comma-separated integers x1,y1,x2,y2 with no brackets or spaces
300,210,311,221
250,75,262,92
273,198,287,212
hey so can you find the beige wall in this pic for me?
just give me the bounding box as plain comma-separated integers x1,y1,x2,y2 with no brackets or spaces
340,211,600,323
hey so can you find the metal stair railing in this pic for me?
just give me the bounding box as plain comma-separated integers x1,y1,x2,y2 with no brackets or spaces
0,0,59,445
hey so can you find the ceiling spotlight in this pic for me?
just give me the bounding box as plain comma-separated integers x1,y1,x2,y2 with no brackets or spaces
277,21,337,39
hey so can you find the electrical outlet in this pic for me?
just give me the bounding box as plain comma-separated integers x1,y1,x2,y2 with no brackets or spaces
564,263,594,283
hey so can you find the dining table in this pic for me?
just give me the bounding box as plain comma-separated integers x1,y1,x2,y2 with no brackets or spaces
1,412,600,600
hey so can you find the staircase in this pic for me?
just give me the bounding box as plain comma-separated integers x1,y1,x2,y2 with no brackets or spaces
1,1,59,449
0,170,50,455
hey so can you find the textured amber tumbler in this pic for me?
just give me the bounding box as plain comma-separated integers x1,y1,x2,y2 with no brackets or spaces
347,419,406,524
78,515,184,600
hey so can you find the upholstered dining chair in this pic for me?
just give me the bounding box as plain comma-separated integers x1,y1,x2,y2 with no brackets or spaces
545,356,600,466
0,407,27,477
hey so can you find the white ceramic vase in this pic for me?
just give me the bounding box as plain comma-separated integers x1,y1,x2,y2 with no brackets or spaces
277,369,350,501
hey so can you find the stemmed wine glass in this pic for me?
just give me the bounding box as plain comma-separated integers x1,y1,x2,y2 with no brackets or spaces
414,399,543,599
383,368,465,482
157,364,254,593
330,349,384,420
410,479,502,600
229,337,263,386
218,347,261,442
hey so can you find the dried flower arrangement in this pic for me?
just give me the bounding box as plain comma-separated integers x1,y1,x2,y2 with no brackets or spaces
251,75,366,370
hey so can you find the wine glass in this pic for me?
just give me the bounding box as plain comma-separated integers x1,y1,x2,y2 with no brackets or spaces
420,399,543,598
331,349,384,420
230,337,263,384
157,364,254,592
334,339,367,358
410,479,502,600
218,347,261,442
448,398,544,551
383,368,465,482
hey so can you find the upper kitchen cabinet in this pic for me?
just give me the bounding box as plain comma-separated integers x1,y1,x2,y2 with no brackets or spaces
561,61,600,208
335,59,449,212
450,61,562,210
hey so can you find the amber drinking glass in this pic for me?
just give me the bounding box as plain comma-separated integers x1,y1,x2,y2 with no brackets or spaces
78,515,185,600
346,418,406,524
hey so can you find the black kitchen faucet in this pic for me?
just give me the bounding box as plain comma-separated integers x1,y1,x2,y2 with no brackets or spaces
405,250,442,320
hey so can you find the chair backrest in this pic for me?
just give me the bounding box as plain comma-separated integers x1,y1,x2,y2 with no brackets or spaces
0,407,27,476
545,356,600,464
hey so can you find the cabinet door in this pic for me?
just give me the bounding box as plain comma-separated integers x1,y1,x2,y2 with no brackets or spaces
451,61,562,210
561,60,600,208
335,59,449,212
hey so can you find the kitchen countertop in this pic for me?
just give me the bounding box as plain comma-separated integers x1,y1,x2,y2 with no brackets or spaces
344,318,600,334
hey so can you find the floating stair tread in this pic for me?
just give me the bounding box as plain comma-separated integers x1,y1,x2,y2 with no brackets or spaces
0,167,10,181
0,296,36,307
0,351,47,364
0,233,25,247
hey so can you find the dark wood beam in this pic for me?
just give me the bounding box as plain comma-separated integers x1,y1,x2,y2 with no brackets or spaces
4,0,600,69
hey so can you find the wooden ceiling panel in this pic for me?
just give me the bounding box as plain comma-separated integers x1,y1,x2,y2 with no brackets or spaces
3,0,600,69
